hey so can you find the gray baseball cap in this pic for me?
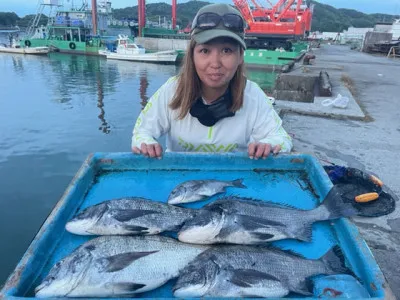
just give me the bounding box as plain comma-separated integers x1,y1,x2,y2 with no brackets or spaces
191,3,246,49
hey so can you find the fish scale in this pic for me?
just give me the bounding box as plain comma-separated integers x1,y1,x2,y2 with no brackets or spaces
167,179,246,204
178,188,357,245
35,236,208,298
65,197,197,235
173,245,349,298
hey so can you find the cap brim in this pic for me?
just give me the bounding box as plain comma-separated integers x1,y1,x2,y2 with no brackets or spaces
193,29,246,49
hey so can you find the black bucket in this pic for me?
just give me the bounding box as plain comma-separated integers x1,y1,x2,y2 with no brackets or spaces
324,166,396,217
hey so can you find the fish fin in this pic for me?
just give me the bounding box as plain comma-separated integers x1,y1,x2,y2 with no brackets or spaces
108,282,146,293
236,214,285,230
229,269,281,288
254,246,307,259
321,186,358,220
192,193,210,200
250,232,275,241
120,197,152,201
191,181,207,190
186,182,212,198
121,224,149,234
320,245,353,275
295,223,313,242
214,196,300,210
290,277,314,296
110,209,160,222
97,251,158,273
231,179,247,189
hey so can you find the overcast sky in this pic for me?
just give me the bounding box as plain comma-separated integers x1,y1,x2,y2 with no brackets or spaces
1,0,400,17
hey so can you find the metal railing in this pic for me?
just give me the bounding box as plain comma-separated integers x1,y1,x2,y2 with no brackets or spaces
387,46,400,58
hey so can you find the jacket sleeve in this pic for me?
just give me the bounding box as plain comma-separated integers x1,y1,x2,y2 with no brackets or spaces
249,86,293,152
131,78,175,149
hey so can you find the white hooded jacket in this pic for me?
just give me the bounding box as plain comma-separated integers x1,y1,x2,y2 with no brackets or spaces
131,76,292,153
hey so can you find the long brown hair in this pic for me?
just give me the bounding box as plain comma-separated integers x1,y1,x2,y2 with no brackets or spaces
169,39,247,120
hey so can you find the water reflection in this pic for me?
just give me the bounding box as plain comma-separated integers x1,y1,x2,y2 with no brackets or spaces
139,71,149,109
95,73,111,134
11,56,24,74
46,53,120,105
106,59,180,109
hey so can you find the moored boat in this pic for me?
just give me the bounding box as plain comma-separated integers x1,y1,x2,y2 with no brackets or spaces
20,0,113,55
0,36,49,55
0,45,49,55
99,34,178,64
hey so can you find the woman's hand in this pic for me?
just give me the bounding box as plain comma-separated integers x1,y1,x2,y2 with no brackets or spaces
132,143,163,159
248,143,281,160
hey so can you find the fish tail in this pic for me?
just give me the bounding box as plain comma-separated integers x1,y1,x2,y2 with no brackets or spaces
321,186,357,220
231,179,247,189
321,245,352,275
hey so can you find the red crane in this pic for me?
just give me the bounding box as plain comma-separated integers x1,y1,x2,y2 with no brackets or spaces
172,0,177,29
232,0,313,49
138,0,146,36
138,0,177,37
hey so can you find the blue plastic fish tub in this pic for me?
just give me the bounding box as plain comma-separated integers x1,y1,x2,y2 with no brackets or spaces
0,152,388,299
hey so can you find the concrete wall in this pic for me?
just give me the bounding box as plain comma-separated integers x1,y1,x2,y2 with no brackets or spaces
273,74,318,103
374,24,392,33
390,21,400,40
346,27,373,35
362,32,393,52
135,37,189,51
310,32,338,40
344,27,373,41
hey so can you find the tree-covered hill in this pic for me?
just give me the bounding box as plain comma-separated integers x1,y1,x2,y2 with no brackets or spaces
0,1,397,32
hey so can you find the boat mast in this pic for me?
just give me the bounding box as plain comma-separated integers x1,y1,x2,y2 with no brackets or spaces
91,0,98,35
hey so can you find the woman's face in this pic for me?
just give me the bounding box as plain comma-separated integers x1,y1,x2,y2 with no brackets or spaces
193,38,243,94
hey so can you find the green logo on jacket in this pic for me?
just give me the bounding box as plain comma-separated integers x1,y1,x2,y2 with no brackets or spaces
178,138,237,152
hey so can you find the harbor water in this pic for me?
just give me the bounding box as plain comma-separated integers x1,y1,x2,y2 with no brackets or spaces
0,33,277,286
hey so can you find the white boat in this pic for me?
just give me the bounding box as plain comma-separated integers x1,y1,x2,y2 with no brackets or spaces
0,45,49,55
99,34,178,64
0,36,49,55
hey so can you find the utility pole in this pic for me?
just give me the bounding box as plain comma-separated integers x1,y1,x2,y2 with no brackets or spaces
91,0,98,35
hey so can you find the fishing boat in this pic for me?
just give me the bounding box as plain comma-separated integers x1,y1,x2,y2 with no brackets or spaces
0,44,49,55
0,34,49,55
20,0,113,55
99,34,178,64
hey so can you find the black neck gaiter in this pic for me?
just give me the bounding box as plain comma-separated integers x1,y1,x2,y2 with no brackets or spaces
189,88,235,127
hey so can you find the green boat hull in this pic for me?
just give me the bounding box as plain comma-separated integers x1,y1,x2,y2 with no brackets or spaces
244,44,307,70
20,38,102,55
172,43,308,69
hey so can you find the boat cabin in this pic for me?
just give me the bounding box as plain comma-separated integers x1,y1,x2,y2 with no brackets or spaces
114,34,145,55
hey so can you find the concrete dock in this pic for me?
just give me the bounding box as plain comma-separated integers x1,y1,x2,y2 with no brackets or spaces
276,44,400,298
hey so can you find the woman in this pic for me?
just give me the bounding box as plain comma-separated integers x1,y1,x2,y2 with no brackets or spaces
131,3,292,159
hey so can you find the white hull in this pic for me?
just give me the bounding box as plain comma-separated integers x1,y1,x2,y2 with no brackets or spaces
0,46,49,55
105,51,178,63
99,35,178,64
